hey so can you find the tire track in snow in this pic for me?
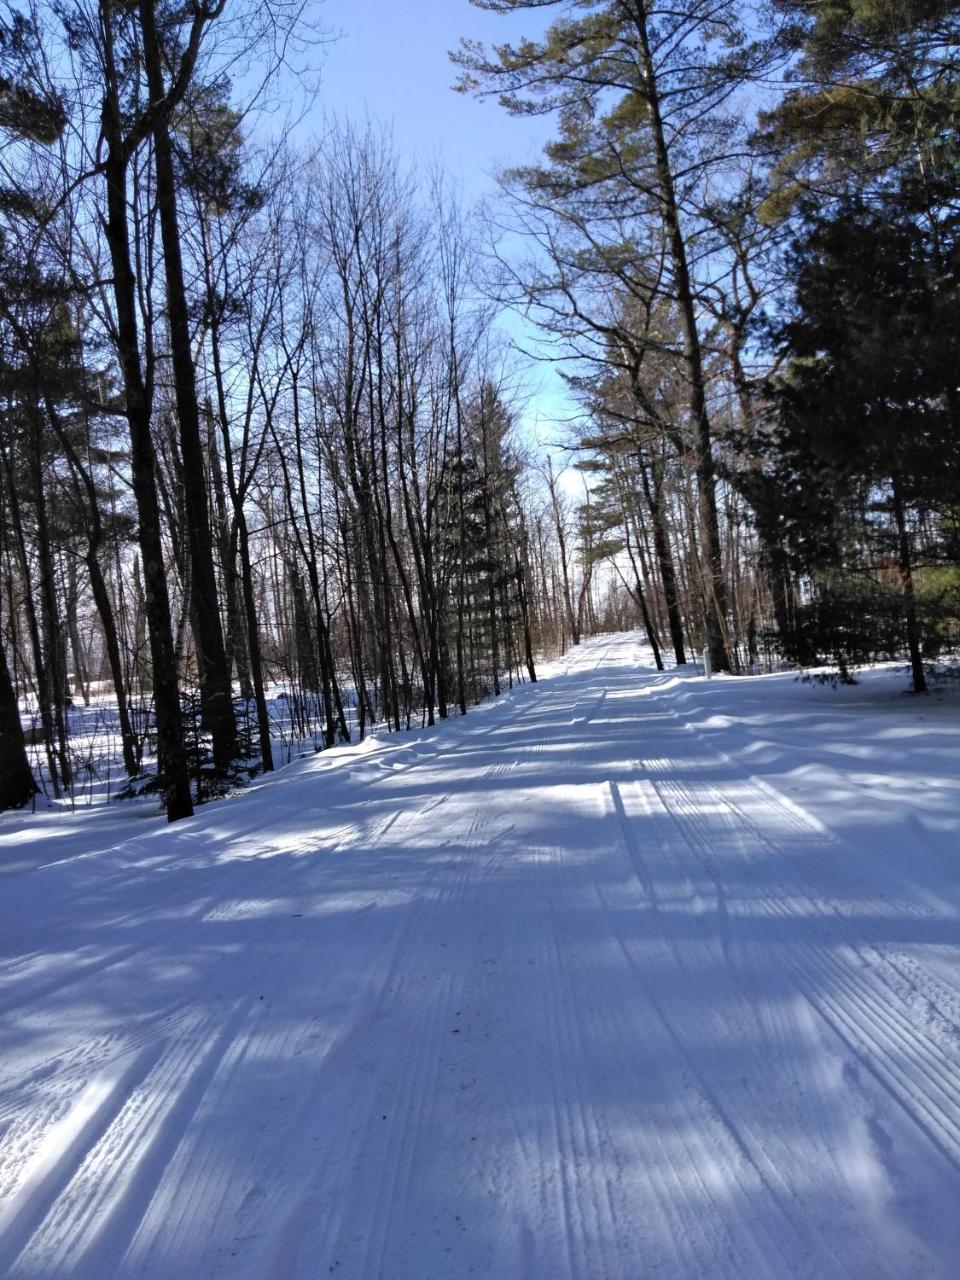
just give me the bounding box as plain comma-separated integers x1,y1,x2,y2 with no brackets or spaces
712,774,960,1041
474,678,665,1277
164,756,523,1279
601,779,869,1280
318,839,499,1274
0,776,465,1279
309,670,609,1277
0,1045,164,1273
332,754,535,1278
4,1002,252,1280
647,764,960,1171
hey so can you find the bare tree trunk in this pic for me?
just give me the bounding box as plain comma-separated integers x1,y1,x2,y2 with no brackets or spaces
0,437,62,796
631,1,729,671
27,410,72,785
87,552,140,776
100,33,192,820
547,462,579,645
891,472,926,694
640,457,686,664
237,511,275,771
0,618,35,811
139,0,237,774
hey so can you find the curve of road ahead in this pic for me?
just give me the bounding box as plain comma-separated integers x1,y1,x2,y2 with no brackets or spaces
1,633,959,1279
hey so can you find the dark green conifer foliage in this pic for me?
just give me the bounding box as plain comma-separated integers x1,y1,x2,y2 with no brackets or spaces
760,0,960,218
767,199,960,689
0,14,66,143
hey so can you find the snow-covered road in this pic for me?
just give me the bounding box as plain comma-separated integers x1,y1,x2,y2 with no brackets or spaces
2,634,959,1278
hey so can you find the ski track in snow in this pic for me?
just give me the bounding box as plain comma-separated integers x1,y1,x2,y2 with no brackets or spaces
1,634,959,1278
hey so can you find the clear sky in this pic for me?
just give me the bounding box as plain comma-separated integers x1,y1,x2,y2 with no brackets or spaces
314,0,552,201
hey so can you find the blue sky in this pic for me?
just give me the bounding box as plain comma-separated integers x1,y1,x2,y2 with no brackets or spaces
315,0,552,201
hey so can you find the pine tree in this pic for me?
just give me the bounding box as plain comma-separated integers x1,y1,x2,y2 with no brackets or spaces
767,199,960,690
0,12,65,143
760,0,960,219
454,0,772,671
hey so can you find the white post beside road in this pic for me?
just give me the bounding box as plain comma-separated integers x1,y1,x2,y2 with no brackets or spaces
702,646,712,678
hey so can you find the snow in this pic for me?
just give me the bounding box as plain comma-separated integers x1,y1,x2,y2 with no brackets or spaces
17,681,373,812
1,633,959,1278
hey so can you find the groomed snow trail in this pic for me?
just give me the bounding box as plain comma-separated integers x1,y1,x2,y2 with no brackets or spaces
1,634,959,1278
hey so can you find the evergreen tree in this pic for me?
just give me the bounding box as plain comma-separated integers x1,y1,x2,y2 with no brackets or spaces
767,198,960,689
455,0,773,671
760,0,960,219
0,12,65,143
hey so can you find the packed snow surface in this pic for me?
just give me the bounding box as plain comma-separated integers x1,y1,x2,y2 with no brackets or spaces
1,634,959,1278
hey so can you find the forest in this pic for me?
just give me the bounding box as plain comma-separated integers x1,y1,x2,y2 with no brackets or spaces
1,0,957,821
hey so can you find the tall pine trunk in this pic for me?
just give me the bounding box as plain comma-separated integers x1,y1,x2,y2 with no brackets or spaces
139,0,237,774
101,41,192,821
631,0,729,671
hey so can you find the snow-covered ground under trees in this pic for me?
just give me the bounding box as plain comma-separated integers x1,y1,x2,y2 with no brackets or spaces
1,633,960,1279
